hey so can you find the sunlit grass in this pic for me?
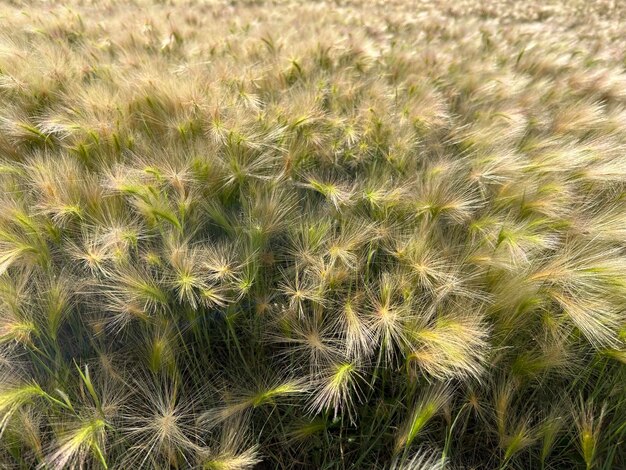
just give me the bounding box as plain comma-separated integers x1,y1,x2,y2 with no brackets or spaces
0,0,624,468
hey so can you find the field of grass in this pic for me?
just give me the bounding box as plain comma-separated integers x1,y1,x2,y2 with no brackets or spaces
0,0,625,468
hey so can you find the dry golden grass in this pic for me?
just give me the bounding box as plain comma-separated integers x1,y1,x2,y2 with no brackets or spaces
0,0,624,468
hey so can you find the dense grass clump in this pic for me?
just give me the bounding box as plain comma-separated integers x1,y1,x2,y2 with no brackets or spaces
0,0,625,468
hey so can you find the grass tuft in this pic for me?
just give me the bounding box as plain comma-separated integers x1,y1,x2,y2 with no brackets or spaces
0,0,624,468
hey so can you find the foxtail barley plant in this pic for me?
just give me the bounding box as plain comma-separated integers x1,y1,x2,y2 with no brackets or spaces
0,0,625,468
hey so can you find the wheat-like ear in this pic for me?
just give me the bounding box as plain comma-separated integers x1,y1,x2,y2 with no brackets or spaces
0,203,51,275
85,210,147,265
0,110,52,149
301,172,356,210
392,235,452,294
216,126,281,190
202,242,244,284
390,446,445,470
576,202,626,244
0,267,29,315
143,321,179,376
491,219,559,266
241,183,298,243
395,385,451,453
65,226,111,276
412,160,482,224
278,267,326,318
199,377,306,430
285,416,328,444
202,443,260,470
307,361,364,422
131,189,183,233
550,291,622,349
102,264,168,331
492,376,521,442
164,239,208,310
268,316,343,372
407,307,489,381
573,397,606,470
360,168,411,214
539,405,568,465
286,216,332,268
530,245,626,348
201,416,261,470
0,382,47,437
332,294,374,360
120,376,203,468
500,415,537,463
366,272,411,364
0,270,39,349
510,330,574,379
0,314,37,349
324,218,377,271
247,379,307,408
601,348,626,365
5,408,44,465
41,417,108,470
25,153,97,227
38,272,74,342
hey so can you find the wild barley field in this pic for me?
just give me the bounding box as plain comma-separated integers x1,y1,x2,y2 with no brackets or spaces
0,0,625,468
